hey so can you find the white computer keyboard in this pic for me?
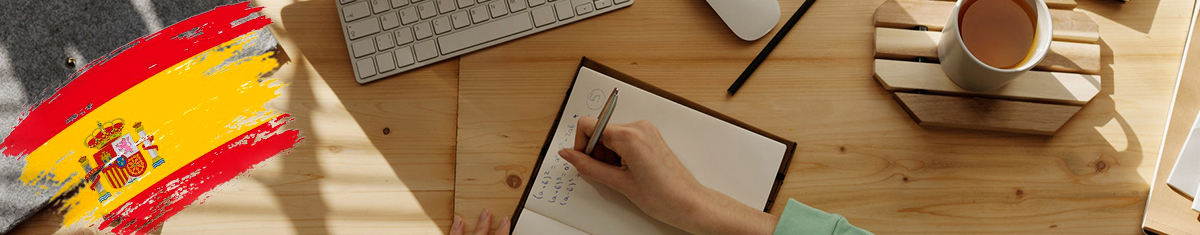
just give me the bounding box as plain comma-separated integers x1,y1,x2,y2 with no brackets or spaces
336,0,633,83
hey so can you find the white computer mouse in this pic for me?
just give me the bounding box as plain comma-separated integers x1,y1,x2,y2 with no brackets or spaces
705,0,781,41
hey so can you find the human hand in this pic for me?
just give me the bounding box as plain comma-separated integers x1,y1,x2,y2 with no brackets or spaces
557,117,778,235
449,208,510,235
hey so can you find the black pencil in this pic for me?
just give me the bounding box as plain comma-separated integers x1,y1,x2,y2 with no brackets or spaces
727,0,818,95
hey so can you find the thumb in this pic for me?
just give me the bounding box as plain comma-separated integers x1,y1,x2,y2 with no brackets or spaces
558,148,633,193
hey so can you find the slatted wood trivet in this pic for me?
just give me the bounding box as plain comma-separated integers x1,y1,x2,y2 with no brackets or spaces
873,0,1101,135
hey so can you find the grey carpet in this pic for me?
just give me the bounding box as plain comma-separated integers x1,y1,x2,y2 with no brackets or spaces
0,0,279,232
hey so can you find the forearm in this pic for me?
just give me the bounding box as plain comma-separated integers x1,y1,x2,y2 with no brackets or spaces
678,187,779,235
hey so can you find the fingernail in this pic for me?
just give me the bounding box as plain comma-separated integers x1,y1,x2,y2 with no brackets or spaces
502,216,511,223
452,216,462,228
481,208,490,218
558,149,573,158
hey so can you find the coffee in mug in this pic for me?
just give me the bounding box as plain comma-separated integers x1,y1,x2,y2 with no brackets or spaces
938,0,1052,91
959,0,1037,69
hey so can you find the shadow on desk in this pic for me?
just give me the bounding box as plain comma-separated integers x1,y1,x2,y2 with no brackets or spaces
258,43,334,235
261,0,1167,233
873,35,1146,233
269,0,458,233
1085,0,1161,34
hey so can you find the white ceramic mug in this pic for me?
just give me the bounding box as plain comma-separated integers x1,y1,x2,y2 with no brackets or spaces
938,0,1053,91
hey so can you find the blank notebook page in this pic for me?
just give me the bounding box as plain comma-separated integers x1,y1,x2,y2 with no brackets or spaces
1168,113,1200,198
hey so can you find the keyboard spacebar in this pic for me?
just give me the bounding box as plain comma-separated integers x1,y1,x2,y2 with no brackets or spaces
437,12,533,55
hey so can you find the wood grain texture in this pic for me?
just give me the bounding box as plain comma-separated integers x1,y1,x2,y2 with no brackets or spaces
157,0,461,233
892,92,1082,135
933,0,1078,10
457,0,1193,234
4,0,1191,233
1044,0,1078,9
874,0,1100,43
1142,3,1200,233
873,2,1101,135
874,59,1100,105
874,27,1102,74
11,0,461,234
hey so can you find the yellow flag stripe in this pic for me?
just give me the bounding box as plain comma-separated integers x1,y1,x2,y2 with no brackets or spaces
19,30,283,227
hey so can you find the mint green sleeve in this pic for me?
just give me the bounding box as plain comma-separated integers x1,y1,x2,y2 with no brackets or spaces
773,199,873,235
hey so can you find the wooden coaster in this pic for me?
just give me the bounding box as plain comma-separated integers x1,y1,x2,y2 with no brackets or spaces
873,0,1101,135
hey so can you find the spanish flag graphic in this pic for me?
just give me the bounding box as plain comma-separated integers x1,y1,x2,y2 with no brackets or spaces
0,3,301,234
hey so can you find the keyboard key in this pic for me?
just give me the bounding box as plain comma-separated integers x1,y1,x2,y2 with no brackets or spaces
347,17,382,39
414,21,434,39
554,1,573,20
376,52,397,72
574,3,592,15
356,58,377,78
391,0,409,7
489,1,508,18
451,12,471,29
457,0,475,8
437,12,532,54
469,6,489,23
376,33,395,50
399,7,419,24
343,2,371,22
395,47,416,66
370,0,389,13
352,39,376,58
437,0,456,14
395,27,415,45
415,41,439,61
508,0,527,12
433,16,452,34
380,12,401,29
594,0,611,9
531,6,555,27
418,2,437,19
344,0,631,83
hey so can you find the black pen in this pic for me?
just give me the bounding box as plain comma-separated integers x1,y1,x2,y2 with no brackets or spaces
727,0,818,95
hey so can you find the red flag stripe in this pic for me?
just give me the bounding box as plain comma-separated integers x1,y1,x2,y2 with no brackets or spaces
99,115,301,234
0,2,271,157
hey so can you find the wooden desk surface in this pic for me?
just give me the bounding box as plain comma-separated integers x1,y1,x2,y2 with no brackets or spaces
1143,3,1200,233
455,0,1195,234
6,0,1195,234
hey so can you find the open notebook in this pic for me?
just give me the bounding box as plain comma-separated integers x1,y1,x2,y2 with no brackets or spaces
511,58,797,234
1167,113,1200,201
